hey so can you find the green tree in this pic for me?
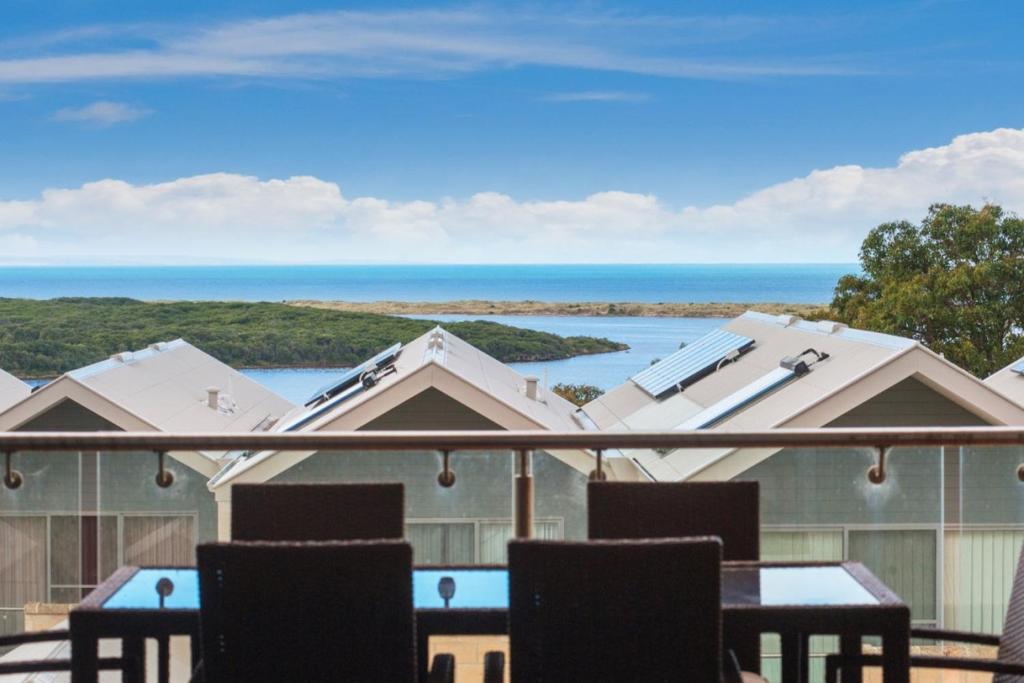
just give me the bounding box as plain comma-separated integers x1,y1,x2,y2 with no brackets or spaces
552,383,604,407
831,204,1024,376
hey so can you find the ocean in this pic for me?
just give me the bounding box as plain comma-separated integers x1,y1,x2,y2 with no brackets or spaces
0,263,854,303
4,263,854,398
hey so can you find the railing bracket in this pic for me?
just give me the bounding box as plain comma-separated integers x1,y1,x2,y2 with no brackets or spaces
437,450,456,488
867,446,889,485
155,451,174,488
3,451,22,490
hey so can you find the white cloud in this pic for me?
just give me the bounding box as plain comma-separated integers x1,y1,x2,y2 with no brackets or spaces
1,128,1022,264
543,91,650,103
52,101,152,126
0,9,867,85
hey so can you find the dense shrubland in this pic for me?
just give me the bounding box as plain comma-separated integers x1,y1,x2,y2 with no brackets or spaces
0,298,627,377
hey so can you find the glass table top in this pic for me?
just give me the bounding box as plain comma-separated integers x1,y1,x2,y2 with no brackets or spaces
722,566,878,607
101,565,878,611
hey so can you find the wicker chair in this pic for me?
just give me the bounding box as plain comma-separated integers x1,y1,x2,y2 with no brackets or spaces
230,482,404,541
587,481,760,559
588,480,761,671
484,537,765,682
193,540,454,682
825,540,1024,682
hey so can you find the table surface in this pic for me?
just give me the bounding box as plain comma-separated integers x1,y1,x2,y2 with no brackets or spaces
99,564,880,611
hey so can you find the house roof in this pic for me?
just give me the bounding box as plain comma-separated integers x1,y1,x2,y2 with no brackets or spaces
583,311,1024,482
0,339,295,474
209,326,618,490
984,357,1024,405
0,368,30,413
66,339,294,435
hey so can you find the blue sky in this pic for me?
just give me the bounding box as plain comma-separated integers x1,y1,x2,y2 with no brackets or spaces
0,1,1022,263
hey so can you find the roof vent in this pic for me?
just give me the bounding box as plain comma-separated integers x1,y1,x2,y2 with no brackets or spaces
110,352,133,363
775,314,799,327
525,376,539,400
816,320,848,334
206,386,220,410
148,342,168,351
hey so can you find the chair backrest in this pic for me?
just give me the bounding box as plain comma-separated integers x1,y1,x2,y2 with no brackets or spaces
588,481,759,561
508,537,723,682
230,482,404,541
197,540,415,682
996,540,1024,679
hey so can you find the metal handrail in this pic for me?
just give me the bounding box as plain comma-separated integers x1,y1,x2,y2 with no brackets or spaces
3,427,1023,541
2,426,1024,452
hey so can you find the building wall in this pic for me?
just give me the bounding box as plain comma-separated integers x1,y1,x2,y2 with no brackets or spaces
360,387,503,430
268,387,589,561
825,377,990,428
734,377,1022,635
738,378,999,527
1,399,217,544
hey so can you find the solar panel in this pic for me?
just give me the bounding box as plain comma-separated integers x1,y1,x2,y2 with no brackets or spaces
282,380,370,433
304,342,402,406
631,329,755,398
675,366,800,430
1013,359,1024,374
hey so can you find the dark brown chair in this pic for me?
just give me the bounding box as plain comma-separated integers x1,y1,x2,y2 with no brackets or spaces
486,537,765,682
230,482,404,541
826,540,1024,682
587,481,759,560
194,540,453,682
588,481,761,671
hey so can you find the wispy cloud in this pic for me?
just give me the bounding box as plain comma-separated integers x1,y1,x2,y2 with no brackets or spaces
544,91,650,103
0,128,1021,264
51,101,152,126
0,8,870,85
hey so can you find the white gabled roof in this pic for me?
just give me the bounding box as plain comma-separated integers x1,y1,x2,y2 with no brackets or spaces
67,339,294,435
583,311,1024,482
0,368,30,414
270,326,583,436
210,326,605,489
984,356,1024,406
0,340,296,474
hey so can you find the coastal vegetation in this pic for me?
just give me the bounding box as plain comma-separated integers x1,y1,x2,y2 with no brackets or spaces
552,383,604,407
289,300,827,318
0,298,628,378
832,203,1024,377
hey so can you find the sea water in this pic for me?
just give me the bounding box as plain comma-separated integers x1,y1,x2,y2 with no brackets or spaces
0,263,853,303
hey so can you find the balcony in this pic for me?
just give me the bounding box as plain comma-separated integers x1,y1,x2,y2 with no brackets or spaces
1,427,1023,682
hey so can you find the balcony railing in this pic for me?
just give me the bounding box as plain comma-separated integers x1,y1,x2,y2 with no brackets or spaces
1,427,1023,682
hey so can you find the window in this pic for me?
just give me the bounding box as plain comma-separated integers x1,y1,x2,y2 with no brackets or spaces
406,523,476,565
0,513,196,610
943,529,1024,634
479,521,561,564
761,529,843,562
406,518,563,565
50,515,118,602
0,517,47,637
122,515,196,566
848,529,937,623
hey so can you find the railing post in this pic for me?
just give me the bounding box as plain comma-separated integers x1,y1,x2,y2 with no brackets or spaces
514,448,534,538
